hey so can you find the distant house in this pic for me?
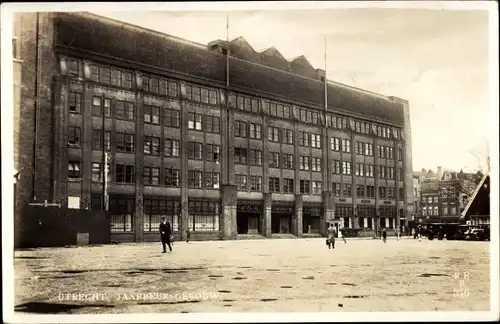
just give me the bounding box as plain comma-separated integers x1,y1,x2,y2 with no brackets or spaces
461,174,490,225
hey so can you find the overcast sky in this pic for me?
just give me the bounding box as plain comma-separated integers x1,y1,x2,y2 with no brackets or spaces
93,7,491,173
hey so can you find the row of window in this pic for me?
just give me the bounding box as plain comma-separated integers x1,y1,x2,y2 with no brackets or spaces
377,145,395,159
267,177,323,195
141,75,179,97
89,63,134,89
331,183,404,199
422,205,457,217
331,138,351,152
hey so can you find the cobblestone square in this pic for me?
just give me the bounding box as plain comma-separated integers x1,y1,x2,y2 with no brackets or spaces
14,238,490,314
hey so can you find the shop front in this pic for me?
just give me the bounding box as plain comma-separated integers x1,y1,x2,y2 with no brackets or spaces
303,203,322,234
271,202,294,234
236,200,262,234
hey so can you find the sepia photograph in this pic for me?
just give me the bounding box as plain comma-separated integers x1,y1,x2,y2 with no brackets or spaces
1,1,498,323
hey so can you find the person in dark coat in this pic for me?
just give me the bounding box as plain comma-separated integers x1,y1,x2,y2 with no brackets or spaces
159,216,172,253
382,228,387,243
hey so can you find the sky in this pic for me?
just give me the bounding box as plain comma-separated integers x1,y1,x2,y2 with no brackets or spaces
93,6,492,173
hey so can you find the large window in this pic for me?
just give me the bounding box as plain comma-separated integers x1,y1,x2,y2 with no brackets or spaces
331,137,340,151
249,123,262,139
342,161,352,175
300,180,310,194
311,157,322,172
188,200,220,232
356,163,365,177
164,139,180,157
299,132,310,147
144,105,160,125
115,164,135,184
283,129,294,144
235,121,247,137
343,183,352,197
68,161,81,179
332,160,341,174
144,167,160,186
250,176,262,191
248,149,262,166
282,154,294,169
283,178,294,194
356,185,365,197
312,181,322,195
332,182,341,196
269,177,280,193
69,92,82,113
311,134,321,148
205,115,220,133
268,126,280,142
234,147,247,164
188,170,203,188
366,185,375,198
164,108,180,128
92,130,111,151
115,101,135,121
269,152,280,168
205,172,220,189
116,133,135,153
188,142,203,160
109,196,135,232
188,112,203,130
299,156,310,171
143,198,180,232
165,168,180,187
341,139,351,153
144,136,160,155
68,126,81,147
206,144,220,162
236,174,248,190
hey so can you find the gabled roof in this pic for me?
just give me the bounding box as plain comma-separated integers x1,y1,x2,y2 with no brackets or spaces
54,12,405,124
461,173,490,218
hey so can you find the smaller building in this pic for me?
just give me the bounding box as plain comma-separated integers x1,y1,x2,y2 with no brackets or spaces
461,173,490,225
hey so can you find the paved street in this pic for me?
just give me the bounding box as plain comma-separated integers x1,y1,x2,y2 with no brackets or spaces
14,237,490,313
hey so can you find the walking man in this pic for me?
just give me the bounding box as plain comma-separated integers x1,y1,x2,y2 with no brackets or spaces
382,227,387,243
159,216,172,253
327,223,336,250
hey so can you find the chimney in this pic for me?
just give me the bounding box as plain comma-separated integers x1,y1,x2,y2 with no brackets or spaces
437,166,442,180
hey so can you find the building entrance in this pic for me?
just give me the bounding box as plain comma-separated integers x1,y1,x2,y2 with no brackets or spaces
237,201,261,235
303,204,322,234
271,204,293,234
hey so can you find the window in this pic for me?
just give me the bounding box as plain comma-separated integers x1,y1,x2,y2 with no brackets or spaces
269,151,280,168
356,142,364,155
185,85,193,100
109,197,134,232
205,172,220,189
111,69,122,86
341,139,351,152
238,96,245,110
433,206,439,216
248,149,262,166
422,207,427,217
399,188,404,199
387,147,394,159
312,181,322,195
311,157,322,172
365,143,373,156
209,90,218,105
206,144,220,162
201,88,209,103
67,59,78,76
251,99,260,113
115,101,135,121
249,123,262,139
164,109,180,128
68,126,81,147
299,132,310,147
388,167,395,179
229,94,237,108
331,137,340,151
343,183,352,197
92,163,102,182
188,170,203,188
269,177,280,193
366,164,374,177
69,92,82,113
92,130,111,151
300,180,310,194
342,161,352,175
144,105,160,125
356,163,364,177
144,167,160,185
188,200,220,232
379,187,387,199
236,174,248,190
311,134,321,149
100,67,111,84
250,176,262,191
68,161,81,179
387,187,395,199
165,168,180,187
282,154,294,169
164,139,180,157
90,64,99,82
123,72,132,89
205,115,220,133
378,166,386,179
356,185,365,197
398,148,403,161
299,156,310,171
270,103,277,116
188,113,202,130
92,96,102,116
283,178,294,194
235,121,247,137
192,87,201,102
283,129,294,144
144,136,160,155
268,126,280,142
366,185,375,198
450,206,457,216
232,147,246,164
115,164,135,183
433,196,438,203
332,182,341,196
188,142,203,160
332,160,341,174
116,133,135,153
143,198,180,232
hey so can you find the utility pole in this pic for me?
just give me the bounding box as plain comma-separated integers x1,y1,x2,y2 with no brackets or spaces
104,152,109,211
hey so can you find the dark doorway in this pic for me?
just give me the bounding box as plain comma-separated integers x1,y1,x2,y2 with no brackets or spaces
303,204,322,234
237,201,262,235
271,214,292,234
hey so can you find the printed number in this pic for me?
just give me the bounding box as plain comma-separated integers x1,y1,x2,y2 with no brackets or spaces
453,288,470,297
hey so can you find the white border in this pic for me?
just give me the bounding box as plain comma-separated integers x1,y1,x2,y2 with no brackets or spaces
1,1,499,323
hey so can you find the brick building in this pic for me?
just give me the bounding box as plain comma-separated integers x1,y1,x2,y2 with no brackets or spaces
13,12,414,242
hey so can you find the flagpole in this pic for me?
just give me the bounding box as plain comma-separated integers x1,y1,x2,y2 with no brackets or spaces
226,13,229,87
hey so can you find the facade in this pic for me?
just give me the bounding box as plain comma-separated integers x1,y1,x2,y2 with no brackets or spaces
13,12,414,242
412,175,421,220
461,174,490,225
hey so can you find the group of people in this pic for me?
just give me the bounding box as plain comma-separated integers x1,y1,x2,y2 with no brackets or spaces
326,224,347,249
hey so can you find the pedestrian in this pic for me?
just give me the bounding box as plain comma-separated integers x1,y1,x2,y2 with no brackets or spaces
396,228,400,241
382,228,387,243
411,228,416,239
159,216,172,253
339,227,347,244
326,223,336,250
185,229,191,243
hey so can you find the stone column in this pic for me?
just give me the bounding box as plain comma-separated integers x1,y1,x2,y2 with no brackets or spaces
134,72,145,242
221,184,237,240
179,82,189,241
293,195,303,236
261,193,272,237
322,191,334,237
